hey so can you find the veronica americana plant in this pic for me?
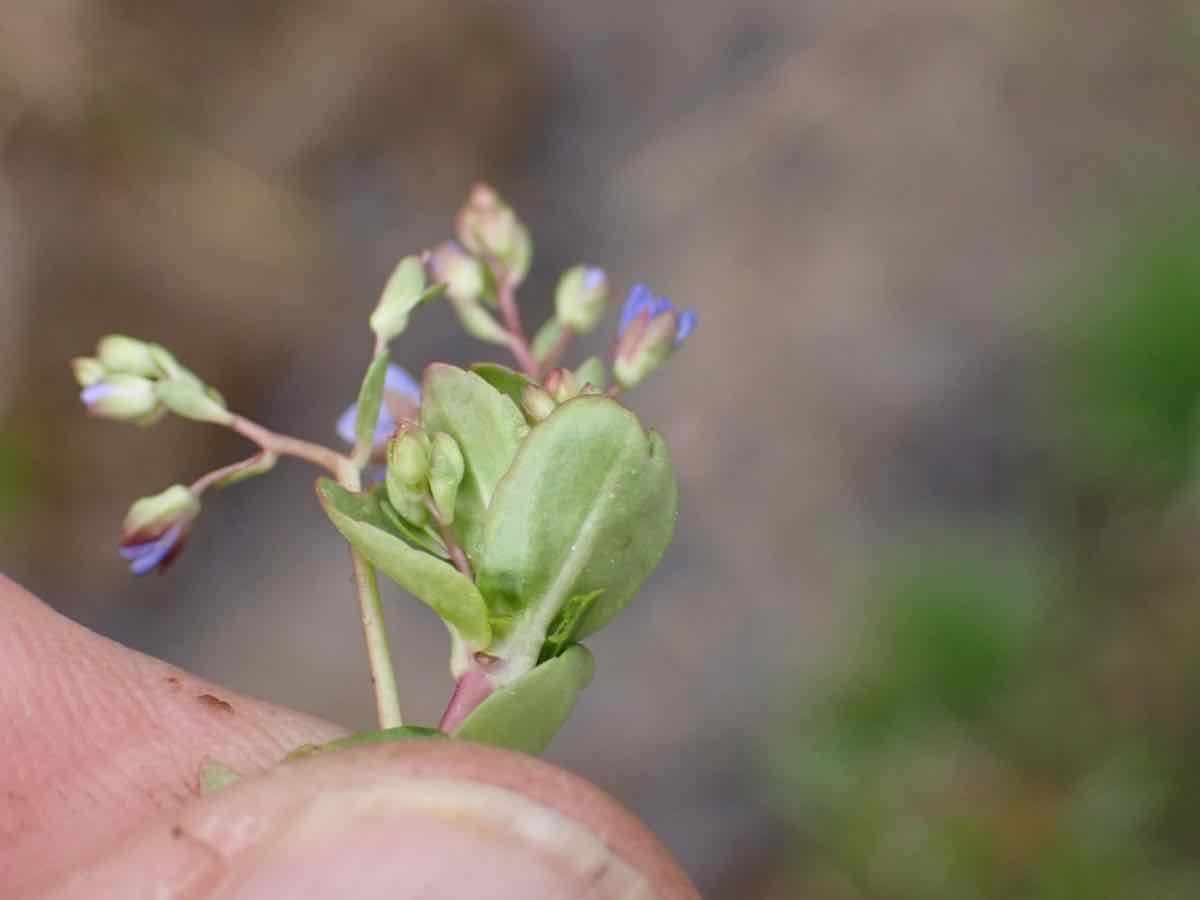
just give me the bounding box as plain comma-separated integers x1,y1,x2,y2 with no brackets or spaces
72,184,696,766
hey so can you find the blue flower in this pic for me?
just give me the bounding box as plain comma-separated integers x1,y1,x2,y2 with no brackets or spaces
119,523,188,575
617,284,696,347
118,485,201,576
336,364,422,448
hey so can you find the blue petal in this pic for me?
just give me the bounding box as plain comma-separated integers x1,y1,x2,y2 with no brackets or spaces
336,403,360,444
384,365,421,403
80,383,115,407
336,365,419,446
674,309,697,345
619,284,656,335
120,523,183,576
648,296,674,320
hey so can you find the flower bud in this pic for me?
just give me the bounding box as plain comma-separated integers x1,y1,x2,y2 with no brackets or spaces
521,383,557,422
119,484,200,575
554,266,608,334
156,375,233,425
573,356,607,392
71,356,106,387
543,368,580,403
612,284,697,389
429,241,487,305
614,311,677,389
388,428,432,488
80,374,161,422
369,255,431,345
429,432,465,524
455,183,532,284
97,335,161,378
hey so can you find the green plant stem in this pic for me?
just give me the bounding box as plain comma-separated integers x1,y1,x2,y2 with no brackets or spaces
538,324,574,377
349,542,404,728
225,413,404,729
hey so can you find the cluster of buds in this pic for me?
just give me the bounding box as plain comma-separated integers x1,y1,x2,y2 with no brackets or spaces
385,426,465,531
72,335,231,426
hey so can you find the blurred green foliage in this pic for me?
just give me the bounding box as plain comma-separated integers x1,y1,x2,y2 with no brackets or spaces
0,425,37,532
770,206,1200,899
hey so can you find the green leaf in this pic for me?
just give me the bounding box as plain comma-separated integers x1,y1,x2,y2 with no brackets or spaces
420,364,527,560
574,356,607,391
452,645,594,754
353,352,390,455
317,478,491,649
477,397,677,668
286,726,446,760
540,590,602,663
531,318,565,364
470,363,532,408
378,493,449,559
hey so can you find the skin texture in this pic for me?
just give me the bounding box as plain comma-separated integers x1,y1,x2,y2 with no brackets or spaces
0,575,700,899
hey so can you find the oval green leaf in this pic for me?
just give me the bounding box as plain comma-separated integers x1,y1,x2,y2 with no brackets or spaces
316,478,491,649
353,352,391,455
420,364,527,561
477,397,677,668
452,645,594,754
470,362,533,409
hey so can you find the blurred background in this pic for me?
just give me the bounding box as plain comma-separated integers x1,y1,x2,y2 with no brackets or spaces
3,1,1200,896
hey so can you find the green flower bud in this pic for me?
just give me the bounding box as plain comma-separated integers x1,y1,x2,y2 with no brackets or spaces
573,355,607,392
80,374,161,422
122,484,200,540
613,309,679,390
97,335,161,378
71,357,106,387
521,383,557,422
554,266,608,334
429,432,465,524
455,183,532,285
370,255,440,345
389,428,432,486
450,294,512,347
156,376,233,425
429,241,486,305
543,368,580,403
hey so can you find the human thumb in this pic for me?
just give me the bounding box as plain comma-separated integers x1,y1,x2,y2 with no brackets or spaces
37,739,701,900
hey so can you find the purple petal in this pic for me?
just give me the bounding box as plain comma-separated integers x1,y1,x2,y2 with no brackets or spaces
582,267,606,291
619,284,656,335
674,309,697,345
120,523,183,576
338,365,420,446
336,403,360,444
384,365,421,403
80,383,115,407
648,296,674,320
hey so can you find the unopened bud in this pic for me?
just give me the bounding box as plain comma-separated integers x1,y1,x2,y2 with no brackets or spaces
574,356,608,392
455,183,532,284
122,485,200,541
429,241,487,305
613,308,679,390
429,432,465,524
388,428,432,487
156,375,232,425
554,266,608,334
72,357,106,387
80,374,161,422
370,255,440,345
521,383,558,422
543,368,580,403
97,335,161,378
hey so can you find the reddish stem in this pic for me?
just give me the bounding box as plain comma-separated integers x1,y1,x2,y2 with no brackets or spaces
497,279,539,377
438,664,496,732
